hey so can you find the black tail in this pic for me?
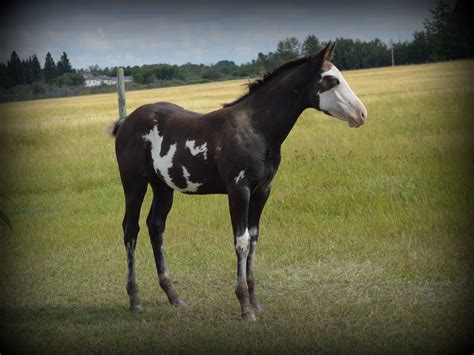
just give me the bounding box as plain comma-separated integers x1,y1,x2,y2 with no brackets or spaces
107,118,124,138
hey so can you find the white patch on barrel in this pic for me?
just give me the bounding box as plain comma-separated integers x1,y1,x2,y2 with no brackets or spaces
234,170,246,184
235,229,250,254
181,166,202,192
143,126,202,192
185,140,208,160
143,126,178,190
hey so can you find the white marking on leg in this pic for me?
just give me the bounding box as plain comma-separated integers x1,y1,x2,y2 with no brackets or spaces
236,228,250,254
236,229,250,284
247,240,257,278
249,226,258,238
159,270,170,281
234,170,246,184
185,140,208,160
158,245,170,281
247,227,258,278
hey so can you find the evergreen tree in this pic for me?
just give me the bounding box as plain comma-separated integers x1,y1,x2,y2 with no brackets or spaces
7,51,24,87
452,0,474,57
329,38,356,70
410,31,432,63
56,51,72,75
422,0,467,60
43,52,56,82
302,35,322,56
31,54,42,81
0,63,8,88
23,57,35,84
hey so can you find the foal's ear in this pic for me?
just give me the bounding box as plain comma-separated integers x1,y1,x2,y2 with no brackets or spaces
314,41,336,63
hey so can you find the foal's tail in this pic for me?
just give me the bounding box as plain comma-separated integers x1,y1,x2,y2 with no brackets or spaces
107,117,125,138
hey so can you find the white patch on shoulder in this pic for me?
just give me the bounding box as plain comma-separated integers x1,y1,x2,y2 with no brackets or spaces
185,140,208,160
235,229,250,254
234,170,246,184
143,126,202,193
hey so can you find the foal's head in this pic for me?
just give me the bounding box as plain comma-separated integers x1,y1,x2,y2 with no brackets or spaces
309,42,367,128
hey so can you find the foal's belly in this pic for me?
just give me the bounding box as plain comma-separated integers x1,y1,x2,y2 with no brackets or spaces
154,159,226,195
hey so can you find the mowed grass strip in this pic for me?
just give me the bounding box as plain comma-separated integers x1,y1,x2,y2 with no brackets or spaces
1,60,473,352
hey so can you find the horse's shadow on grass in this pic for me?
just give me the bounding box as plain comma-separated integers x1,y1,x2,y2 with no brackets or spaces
1,301,186,326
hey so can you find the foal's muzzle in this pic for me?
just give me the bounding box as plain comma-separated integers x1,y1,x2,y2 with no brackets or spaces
348,102,368,128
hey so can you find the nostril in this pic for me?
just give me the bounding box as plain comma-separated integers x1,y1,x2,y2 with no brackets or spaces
361,111,366,119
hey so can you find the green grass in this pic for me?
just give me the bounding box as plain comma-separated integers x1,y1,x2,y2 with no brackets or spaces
1,60,473,353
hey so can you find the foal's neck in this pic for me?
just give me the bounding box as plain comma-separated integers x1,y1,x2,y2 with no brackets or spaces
240,63,311,147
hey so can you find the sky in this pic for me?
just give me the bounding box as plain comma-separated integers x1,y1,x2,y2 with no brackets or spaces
0,0,438,69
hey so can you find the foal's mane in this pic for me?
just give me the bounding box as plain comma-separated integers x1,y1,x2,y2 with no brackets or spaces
223,56,311,108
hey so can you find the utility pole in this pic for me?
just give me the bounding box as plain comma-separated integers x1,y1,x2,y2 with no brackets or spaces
391,40,395,67
117,67,126,120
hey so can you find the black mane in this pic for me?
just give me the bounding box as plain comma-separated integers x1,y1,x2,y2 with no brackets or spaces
223,56,311,108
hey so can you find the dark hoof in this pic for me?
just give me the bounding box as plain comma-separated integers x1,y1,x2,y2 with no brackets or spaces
241,311,257,321
252,301,262,311
171,298,185,306
130,303,142,313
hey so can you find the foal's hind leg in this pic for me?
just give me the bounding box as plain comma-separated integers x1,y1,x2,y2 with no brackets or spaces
122,176,148,312
147,180,184,306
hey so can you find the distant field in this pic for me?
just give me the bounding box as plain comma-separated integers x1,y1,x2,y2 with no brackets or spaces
1,60,473,352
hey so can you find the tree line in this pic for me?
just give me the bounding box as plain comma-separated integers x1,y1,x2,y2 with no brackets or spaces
0,51,85,89
0,0,472,102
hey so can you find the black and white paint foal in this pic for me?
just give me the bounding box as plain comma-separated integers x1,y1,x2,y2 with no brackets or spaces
110,42,367,321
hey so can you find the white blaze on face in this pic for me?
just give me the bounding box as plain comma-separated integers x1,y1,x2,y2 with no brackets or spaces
319,64,367,127
143,126,202,192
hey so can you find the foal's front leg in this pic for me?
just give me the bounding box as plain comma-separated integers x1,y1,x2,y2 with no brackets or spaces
228,186,255,320
247,185,271,310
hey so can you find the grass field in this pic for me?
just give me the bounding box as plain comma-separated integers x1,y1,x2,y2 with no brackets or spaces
1,60,473,353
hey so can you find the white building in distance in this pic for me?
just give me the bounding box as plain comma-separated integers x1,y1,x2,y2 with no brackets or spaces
82,72,133,87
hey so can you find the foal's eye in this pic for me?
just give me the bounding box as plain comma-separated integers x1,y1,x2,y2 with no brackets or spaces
330,78,340,86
